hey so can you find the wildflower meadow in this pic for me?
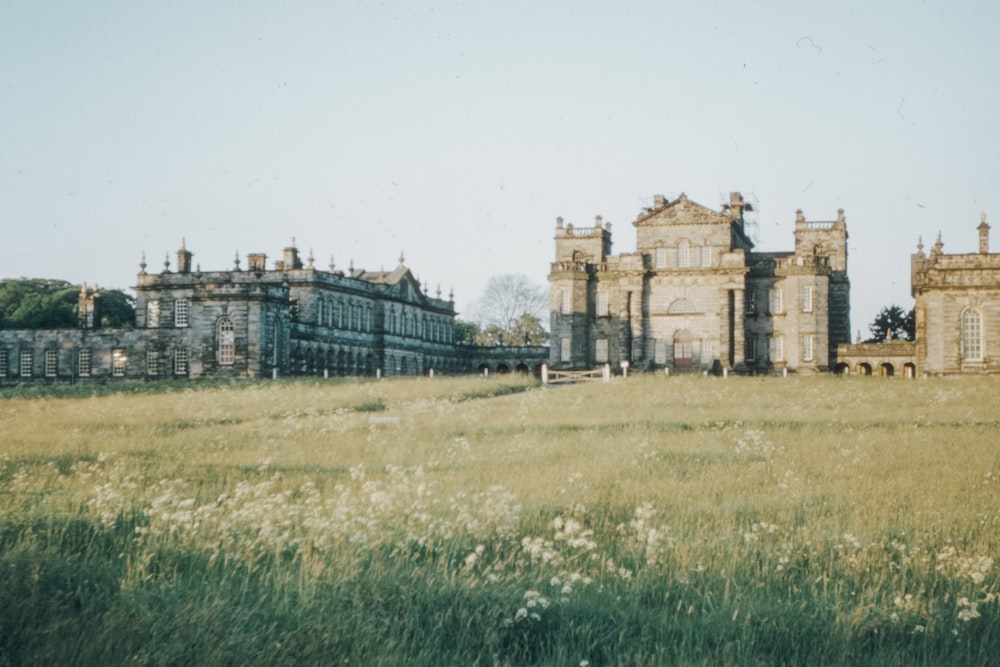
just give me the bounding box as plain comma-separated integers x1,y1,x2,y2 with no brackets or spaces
1,374,998,665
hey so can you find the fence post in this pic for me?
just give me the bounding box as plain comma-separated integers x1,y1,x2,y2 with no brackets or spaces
541,363,548,385
603,363,610,382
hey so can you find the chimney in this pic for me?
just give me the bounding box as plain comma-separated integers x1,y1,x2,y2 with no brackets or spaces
979,213,990,254
653,194,667,208
176,238,193,274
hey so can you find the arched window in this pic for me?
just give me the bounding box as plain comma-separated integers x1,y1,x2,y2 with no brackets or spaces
218,316,235,365
961,309,983,361
677,240,690,268
654,247,668,269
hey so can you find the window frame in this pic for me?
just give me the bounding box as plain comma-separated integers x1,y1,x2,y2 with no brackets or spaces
112,348,127,377
800,286,814,313
801,334,814,362
20,350,32,377
961,308,983,361
0,348,8,376
769,287,784,315
595,338,609,363
174,299,189,327
78,348,91,377
45,350,58,377
147,299,160,328
174,348,189,375
218,316,236,365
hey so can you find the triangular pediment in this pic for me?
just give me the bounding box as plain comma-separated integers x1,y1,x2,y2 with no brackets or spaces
634,193,732,227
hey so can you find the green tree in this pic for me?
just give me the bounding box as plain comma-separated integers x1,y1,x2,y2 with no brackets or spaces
453,319,480,346
865,304,915,342
0,279,135,329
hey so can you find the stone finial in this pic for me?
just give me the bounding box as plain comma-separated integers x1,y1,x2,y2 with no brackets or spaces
163,252,171,272
449,287,454,302
837,208,845,223
931,231,943,256
436,283,442,298
979,212,990,254
139,252,147,274
795,209,805,224
399,251,405,266
916,236,924,253
307,248,315,269
234,250,241,270
329,255,336,271
349,258,355,272
556,216,564,229
856,330,861,344
595,215,603,228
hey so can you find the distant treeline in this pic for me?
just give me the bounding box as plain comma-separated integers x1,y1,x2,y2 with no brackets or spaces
0,278,135,329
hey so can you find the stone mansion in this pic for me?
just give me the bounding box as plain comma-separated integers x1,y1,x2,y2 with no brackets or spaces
548,193,851,374
2,190,996,383
0,241,545,384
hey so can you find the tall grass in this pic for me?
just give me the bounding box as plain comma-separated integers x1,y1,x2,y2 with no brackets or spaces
1,374,998,665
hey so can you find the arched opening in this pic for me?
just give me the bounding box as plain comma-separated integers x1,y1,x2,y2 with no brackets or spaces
217,316,235,366
903,362,916,378
878,362,895,377
496,363,511,374
673,329,695,368
478,363,490,376
337,349,347,375
857,362,872,376
400,357,409,376
834,362,850,375
515,363,530,374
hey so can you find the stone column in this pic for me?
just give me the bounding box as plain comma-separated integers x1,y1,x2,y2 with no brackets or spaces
732,288,745,366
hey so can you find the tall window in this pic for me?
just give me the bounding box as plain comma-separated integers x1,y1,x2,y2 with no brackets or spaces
147,300,160,327
745,290,757,314
45,350,58,377
0,348,8,376
112,348,127,376
769,288,783,314
769,336,784,362
654,247,668,269
560,336,571,362
218,317,235,365
146,350,160,376
677,240,690,268
174,299,189,327
700,245,711,267
961,309,983,361
317,299,324,325
78,349,91,376
801,335,814,362
745,333,757,362
560,290,571,315
595,338,609,363
174,348,189,375
20,350,32,377
596,291,609,317
800,286,814,313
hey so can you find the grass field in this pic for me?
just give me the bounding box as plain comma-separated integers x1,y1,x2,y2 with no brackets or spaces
1,374,998,665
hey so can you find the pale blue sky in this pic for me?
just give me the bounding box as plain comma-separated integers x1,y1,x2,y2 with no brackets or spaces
2,1,997,332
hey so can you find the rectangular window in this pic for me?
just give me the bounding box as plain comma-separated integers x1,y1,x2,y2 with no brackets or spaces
174,299,189,327
595,338,609,363
20,350,32,377
654,247,668,269
112,348,127,377
745,333,757,362
560,336,571,363
745,289,757,314
146,350,160,376
596,291,609,317
769,288,783,314
800,286,813,313
700,245,711,267
560,290,571,315
45,350,58,377
654,339,668,365
147,300,160,328
174,348,189,375
78,349,91,376
769,336,784,362
801,335,814,362
0,348,8,376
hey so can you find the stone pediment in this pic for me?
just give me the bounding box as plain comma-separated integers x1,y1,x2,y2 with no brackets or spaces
634,193,732,227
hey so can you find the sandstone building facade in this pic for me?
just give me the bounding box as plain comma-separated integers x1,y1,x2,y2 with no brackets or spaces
548,193,851,374
0,240,546,384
